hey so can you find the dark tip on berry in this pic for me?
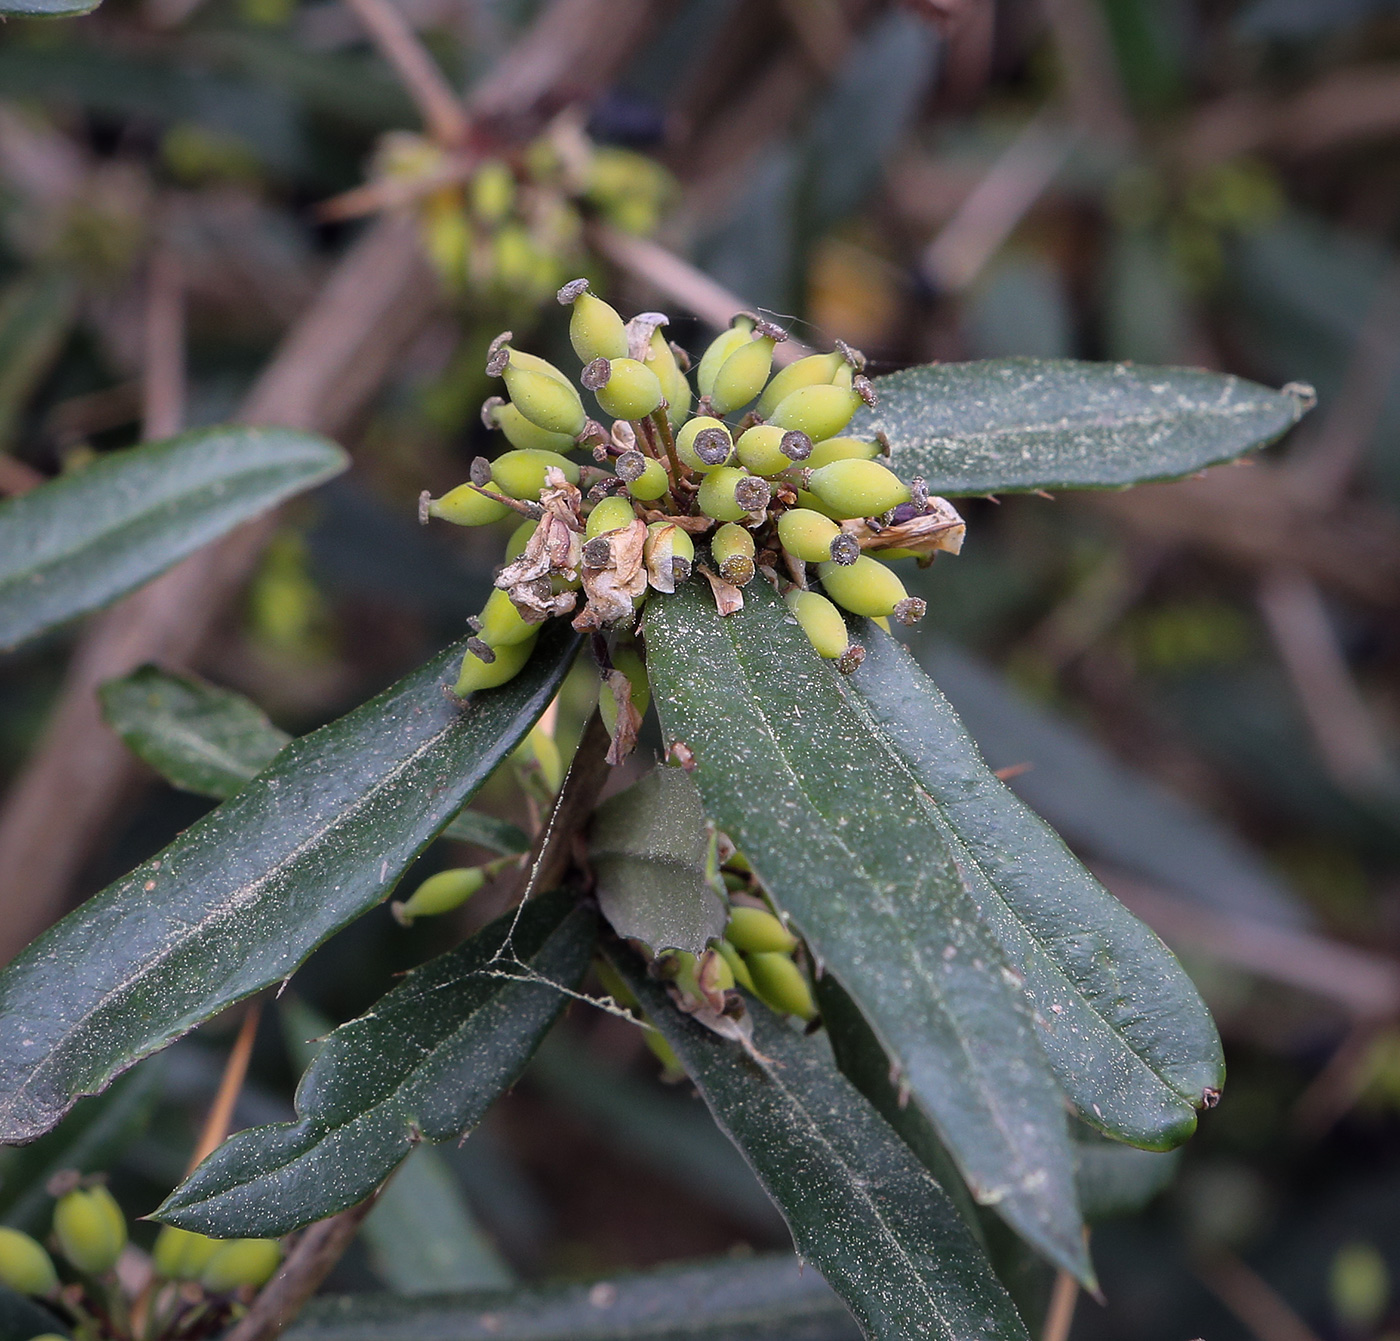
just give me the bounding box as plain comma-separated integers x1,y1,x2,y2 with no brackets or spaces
417,490,431,525
672,557,692,584
837,644,866,675
853,374,877,407
753,318,788,342
480,395,504,429
485,347,510,378
557,277,589,305
467,637,496,664
894,597,927,626
911,476,929,509
829,533,860,566
835,339,866,371
694,427,731,465
669,340,692,372
582,535,613,567
781,430,812,462
581,356,612,390
734,476,771,512
719,554,755,586
470,456,492,487
615,449,646,483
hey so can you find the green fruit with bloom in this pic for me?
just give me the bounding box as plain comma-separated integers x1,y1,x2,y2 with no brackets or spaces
725,905,797,953
490,449,580,500
777,508,854,565
646,327,691,425
152,1226,220,1282
715,939,756,992
591,357,665,421
807,435,881,469
695,317,754,396
735,425,810,477
746,950,817,1021
710,522,756,586
768,383,861,442
709,334,777,415
586,495,637,538
200,1239,282,1293
454,631,537,697
477,587,536,647
785,588,851,660
675,417,733,472
0,1228,58,1296
485,399,578,454
805,459,911,519
395,867,487,923
623,456,670,501
53,1186,125,1276
500,354,586,436
560,281,629,362
426,484,511,527
755,350,846,418
697,467,769,523
817,555,909,617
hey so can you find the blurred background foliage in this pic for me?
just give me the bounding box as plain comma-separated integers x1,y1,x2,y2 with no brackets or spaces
3,0,1400,1337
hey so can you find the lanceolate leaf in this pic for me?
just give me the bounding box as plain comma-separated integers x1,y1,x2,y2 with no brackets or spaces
589,767,726,955
99,666,527,854
0,0,99,15
644,581,1089,1284
846,623,1224,1148
615,956,1030,1341
849,359,1312,495
285,1254,860,1341
0,426,348,649
0,625,580,1144
158,891,594,1237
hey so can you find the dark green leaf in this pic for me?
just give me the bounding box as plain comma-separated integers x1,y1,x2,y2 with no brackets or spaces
99,667,290,800
849,359,1312,495
644,580,1089,1282
0,270,76,448
846,624,1223,1148
157,890,595,1236
615,955,1030,1341
1073,1128,1178,1222
589,767,726,955
0,1286,65,1341
0,625,580,1145
0,0,99,15
0,426,347,649
285,1254,860,1341
100,666,527,853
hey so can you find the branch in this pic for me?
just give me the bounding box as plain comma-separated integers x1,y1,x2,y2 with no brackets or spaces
141,249,185,441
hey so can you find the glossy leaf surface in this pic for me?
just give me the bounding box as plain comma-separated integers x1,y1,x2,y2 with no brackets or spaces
161,890,594,1236
849,359,1311,495
286,1254,859,1341
589,767,726,955
0,626,580,1144
847,623,1223,1147
645,580,1087,1283
617,957,1030,1341
0,425,347,649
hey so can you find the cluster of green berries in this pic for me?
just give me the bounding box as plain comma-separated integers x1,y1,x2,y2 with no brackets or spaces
421,283,964,719
0,1178,280,1341
377,129,673,303
680,902,816,1023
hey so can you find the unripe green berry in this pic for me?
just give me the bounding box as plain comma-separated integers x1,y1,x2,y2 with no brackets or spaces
476,587,536,647
394,866,488,923
501,347,574,386
600,642,650,740
777,509,852,565
675,417,733,472
710,522,756,586
586,494,637,539
716,939,755,993
697,467,769,523
817,555,909,618
490,449,580,500
470,160,515,224
200,1239,282,1293
152,1226,220,1282
807,435,881,469
485,398,578,454
454,631,537,697
518,720,563,792
645,521,693,590
0,1227,58,1296
587,357,665,421
621,455,670,501
806,459,911,519
746,951,817,1021
425,484,511,527
499,355,586,436
786,588,851,660
504,518,538,561
725,905,797,953
559,281,629,363
755,350,846,418
647,328,692,425
708,335,776,415
735,425,811,477
696,317,755,397
769,383,861,442
53,1186,125,1276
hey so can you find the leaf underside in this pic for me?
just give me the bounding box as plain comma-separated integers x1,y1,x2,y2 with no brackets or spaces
158,890,595,1237
0,625,580,1145
849,358,1311,495
644,580,1089,1283
0,0,100,14
615,955,1030,1341
0,425,348,649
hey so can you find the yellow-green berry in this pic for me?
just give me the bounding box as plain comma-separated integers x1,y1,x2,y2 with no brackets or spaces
725,905,797,953
53,1186,125,1276
152,1226,220,1282
484,398,578,454
394,866,487,923
584,357,665,422
558,279,629,362
769,383,861,442
675,416,733,472
469,160,515,224
518,720,563,792
616,450,670,501
200,1239,282,1293
490,449,580,500
708,328,780,415
586,494,638,538
735,424,811,477
454,630,538,697
777,508,859,565
647,327,691,425
710,522,756,586
495,351,586,436
476,587,537,647
697,467,769,523
807,435,881,469
0,1228,58,1296
755,350,846,418
715,939,755,992
818,554,924,623
423,483,511,528
644,520,693,591
746,951,817,1021
805,459,911,519
696,316,755,397
786,588,854,662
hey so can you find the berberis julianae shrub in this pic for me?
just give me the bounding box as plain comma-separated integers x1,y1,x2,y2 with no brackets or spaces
0,279,1313,1341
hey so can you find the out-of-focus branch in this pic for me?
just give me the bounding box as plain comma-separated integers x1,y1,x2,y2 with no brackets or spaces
187,1003,262,1172
141,250,185,442
1041,1270,1080,1341
1039,0,1134,145
1196,1251,1325,1341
